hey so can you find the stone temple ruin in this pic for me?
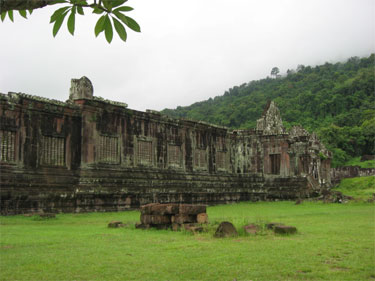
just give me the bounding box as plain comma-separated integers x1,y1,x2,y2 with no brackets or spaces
0,77,331,215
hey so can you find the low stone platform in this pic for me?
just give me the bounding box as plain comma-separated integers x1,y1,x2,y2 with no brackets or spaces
136,203,207,230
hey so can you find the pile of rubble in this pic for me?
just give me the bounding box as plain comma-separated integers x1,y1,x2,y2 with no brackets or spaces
136,203,208,232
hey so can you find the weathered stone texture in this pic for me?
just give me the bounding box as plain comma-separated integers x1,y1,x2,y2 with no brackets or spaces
197,213,208,224
0,78,332,215
274,225,297,235
331,166,375,185
214,221,238,238
244,224,260,234
69,76,94,101
138,203,207,230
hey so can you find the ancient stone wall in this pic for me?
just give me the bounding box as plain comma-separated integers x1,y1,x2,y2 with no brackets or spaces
330,166,375,185
0,78,332,215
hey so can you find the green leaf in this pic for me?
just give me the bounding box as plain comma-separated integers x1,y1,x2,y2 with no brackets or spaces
52,10,69,37
50,6,71,23
67,7,76,35
28,9,33,15
114,12,140,32
113,6,133,13
113,17,127,42
104,15,113,43
8,10,13,22
102,0,112,11
1,12,6,22
94,15,106,37
19,10,27,19
77,6,84,15
113,11,127,24
92,7,104,14
112,0,127,8
124,16,140,32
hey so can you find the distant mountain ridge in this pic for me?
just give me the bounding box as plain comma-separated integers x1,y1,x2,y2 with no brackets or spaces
161,54,375,167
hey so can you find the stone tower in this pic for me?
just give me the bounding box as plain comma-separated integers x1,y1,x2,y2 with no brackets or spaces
69,76,94,101
256,101,286,135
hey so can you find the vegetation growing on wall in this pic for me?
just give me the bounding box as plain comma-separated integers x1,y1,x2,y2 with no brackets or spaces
162,54,375,167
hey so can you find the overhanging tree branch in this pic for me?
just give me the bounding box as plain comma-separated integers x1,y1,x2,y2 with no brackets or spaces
0,0,61,13
1,0,141,44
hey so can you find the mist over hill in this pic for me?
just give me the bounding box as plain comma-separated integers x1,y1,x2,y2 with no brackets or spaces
161,54,375,167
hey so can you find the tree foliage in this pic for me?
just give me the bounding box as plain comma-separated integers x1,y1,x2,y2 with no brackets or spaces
271,67,280,78
162,54,375,167
0,0,140,43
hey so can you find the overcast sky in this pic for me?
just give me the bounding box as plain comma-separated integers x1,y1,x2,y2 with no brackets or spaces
0,0,374,111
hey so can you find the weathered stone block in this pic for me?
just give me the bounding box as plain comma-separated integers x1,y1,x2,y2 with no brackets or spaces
69,76,93,100
179,204,206,215
265,222,284,230
108,221,123,228
140,203,158,215
172,214,196,224
135,223,150,229
183,223,203,233
154,224,171,230
140,214,171,225
274,225,297,234
141,203,179,215
214,221,238,238
197,213,208,224
244,224,260,234
171,223,181,231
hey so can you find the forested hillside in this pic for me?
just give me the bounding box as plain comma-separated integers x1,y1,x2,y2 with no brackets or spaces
161,54,375,167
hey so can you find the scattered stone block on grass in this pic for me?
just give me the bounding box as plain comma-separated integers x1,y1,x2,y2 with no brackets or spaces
266,222,284,230
171,223,181,231
135,223,150,230
214,221,238,238
171,223,204,233
140,203,179,215
140,214,171,225
179,204,206,215
197,213,208,224
183,223,203,233
137,203,208,231
154,224,170,230
274,225,297,235
172,214,196,224
244,224,260,234
108,221,123,228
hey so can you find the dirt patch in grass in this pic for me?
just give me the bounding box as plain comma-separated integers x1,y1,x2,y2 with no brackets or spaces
330,266,350,271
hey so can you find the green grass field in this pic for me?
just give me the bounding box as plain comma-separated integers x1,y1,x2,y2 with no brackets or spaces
1,199,374,281
333,176,375,200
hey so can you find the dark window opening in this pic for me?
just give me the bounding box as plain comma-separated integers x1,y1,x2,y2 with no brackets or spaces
270,154,280,174
312,160,318,179
299,155,309,173
138,140,152,164
0,130,16,162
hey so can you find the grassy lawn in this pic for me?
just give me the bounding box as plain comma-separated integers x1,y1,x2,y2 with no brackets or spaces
1,200,374,281
333,176,375,200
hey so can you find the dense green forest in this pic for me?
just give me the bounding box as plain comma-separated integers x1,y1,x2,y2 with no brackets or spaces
161,54,375,167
